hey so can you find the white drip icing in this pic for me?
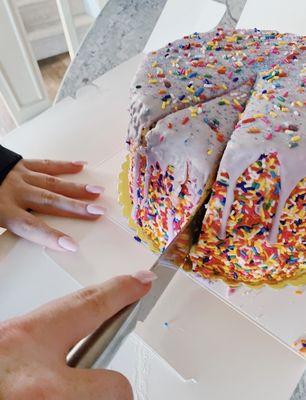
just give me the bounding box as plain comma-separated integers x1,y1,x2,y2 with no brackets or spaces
130,80,256,236
269,151,305,243
219,143,306,243
218,58,306,243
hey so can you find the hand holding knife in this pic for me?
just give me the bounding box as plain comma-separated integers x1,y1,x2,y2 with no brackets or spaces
67,203,206,369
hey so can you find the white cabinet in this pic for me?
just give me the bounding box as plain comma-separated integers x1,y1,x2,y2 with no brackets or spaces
0,0,50,124
16,0,94,60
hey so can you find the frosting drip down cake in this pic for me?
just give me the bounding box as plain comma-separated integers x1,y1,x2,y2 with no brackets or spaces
126,28,306,285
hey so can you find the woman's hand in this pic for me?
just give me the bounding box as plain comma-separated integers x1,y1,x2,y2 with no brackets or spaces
0,159,105,252
0,271,156,400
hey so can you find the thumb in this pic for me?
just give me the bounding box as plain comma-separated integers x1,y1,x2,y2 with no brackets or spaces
18,271,156,357
67,369,133,400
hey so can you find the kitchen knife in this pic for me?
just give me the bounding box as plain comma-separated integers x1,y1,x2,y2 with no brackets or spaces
67,202,207,369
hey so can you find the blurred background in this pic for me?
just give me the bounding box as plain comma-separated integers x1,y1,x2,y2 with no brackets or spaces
0,0,108,136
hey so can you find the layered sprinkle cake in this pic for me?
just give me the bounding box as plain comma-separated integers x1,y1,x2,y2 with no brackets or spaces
126,28,306,285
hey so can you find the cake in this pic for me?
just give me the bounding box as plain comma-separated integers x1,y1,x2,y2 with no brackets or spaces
126,28,306,285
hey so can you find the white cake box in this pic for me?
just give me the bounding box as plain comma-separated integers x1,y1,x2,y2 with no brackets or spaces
1,0,305,398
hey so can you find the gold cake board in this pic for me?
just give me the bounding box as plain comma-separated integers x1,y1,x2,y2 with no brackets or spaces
118,156,160,254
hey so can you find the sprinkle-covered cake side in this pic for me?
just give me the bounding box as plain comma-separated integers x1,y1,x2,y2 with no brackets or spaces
190,53,306,284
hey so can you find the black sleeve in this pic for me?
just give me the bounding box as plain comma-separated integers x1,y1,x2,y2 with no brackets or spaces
0,145,23,185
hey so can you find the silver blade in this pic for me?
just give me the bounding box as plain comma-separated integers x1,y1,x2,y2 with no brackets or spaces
138,202,207,321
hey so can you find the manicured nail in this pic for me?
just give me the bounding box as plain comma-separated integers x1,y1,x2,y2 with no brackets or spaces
58,236,78,252
73,161,88,166
85,185,105,194
133,270,157,284
86,204,106,215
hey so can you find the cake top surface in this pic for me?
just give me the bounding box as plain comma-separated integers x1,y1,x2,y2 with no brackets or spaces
145,80,253,202
128,28,306,147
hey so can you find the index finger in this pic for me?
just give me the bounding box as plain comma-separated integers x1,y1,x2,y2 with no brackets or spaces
19,272,156,357
23,159,87,175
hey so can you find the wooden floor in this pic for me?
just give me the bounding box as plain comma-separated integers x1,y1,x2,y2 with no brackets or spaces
0,53,70,137
39,53,71,100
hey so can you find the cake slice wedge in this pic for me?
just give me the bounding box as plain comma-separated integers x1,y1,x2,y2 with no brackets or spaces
190,59,306,285
129,80,254,251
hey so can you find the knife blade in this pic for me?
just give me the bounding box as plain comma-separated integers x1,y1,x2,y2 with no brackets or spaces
67,202,206,369
137,202,207,322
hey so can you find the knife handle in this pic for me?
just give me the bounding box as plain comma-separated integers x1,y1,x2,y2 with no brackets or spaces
67,300,141,369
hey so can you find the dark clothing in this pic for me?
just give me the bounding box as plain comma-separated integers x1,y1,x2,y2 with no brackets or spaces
0,146,22,184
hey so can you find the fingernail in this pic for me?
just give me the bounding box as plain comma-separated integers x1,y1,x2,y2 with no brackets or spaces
73,161,88,166
132,270,157,284
86,204,106,215
58,236,78,252
85,185,105,194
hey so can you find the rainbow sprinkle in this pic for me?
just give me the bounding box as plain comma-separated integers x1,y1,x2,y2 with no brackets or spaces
190,154,305,284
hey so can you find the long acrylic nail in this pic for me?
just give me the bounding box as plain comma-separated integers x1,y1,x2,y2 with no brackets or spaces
85,185,105,194
58,236,78,252
87,204,106,215
132,270,158,284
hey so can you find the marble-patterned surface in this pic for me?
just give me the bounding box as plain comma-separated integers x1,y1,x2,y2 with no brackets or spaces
57,0,242,101
56,1,305,398
56,0,167,101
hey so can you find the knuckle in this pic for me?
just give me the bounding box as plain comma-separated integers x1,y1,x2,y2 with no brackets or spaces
10,159,25,173
21,171,32,182
18,215,38,234
40,191,56,207
113,275,133,292
4,170,21,186
43,159,52,167
13,317,37,337
69,200,86,215
45,175,58,190
0,318,36,347
0,320,19,343
74,286,105,316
